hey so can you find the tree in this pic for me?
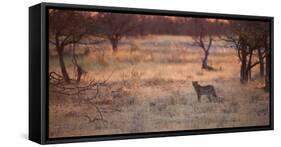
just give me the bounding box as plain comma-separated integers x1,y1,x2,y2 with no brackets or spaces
49,9,90,82
224,20,269,84
263,23,270,92
94,13,139,53
189,18,218,70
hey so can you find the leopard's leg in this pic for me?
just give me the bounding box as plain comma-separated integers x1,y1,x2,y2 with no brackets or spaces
208,95,212,102
212,88,218,97
197,94,201,102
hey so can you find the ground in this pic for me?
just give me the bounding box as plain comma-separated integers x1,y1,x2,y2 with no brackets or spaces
48,35,269,138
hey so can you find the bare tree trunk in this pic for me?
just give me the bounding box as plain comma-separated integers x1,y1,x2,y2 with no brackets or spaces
264,35,270,92
58,49,70,83
247,50,253,81
54,33,70,83
71,35,85,83
248,58,252,80
265,52,270,92
258,48,265,77
240,50,248,84
110,39,119,53
201,37,212,70
202,50,209,69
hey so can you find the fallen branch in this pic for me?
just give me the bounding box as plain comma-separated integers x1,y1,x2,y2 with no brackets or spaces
49,71,117,128
83,114,107,126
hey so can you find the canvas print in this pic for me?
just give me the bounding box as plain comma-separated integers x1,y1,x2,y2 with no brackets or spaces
48,9,271,138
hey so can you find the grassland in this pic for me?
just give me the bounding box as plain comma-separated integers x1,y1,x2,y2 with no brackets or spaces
48,35,269,138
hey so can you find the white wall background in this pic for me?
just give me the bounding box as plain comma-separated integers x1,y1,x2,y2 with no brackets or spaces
0,0,279,146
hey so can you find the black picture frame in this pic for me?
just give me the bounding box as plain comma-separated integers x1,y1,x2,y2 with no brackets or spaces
29,2,274,144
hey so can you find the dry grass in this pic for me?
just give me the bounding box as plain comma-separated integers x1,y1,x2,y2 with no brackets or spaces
48,35,269,138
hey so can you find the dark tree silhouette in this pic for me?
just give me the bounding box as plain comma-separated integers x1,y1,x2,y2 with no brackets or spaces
49,10,90,82
263,23,270,92
93,13,140,53
224,20,270,86
189,18,218,70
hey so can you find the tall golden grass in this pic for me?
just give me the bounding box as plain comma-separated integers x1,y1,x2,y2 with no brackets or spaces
48,35,269,138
